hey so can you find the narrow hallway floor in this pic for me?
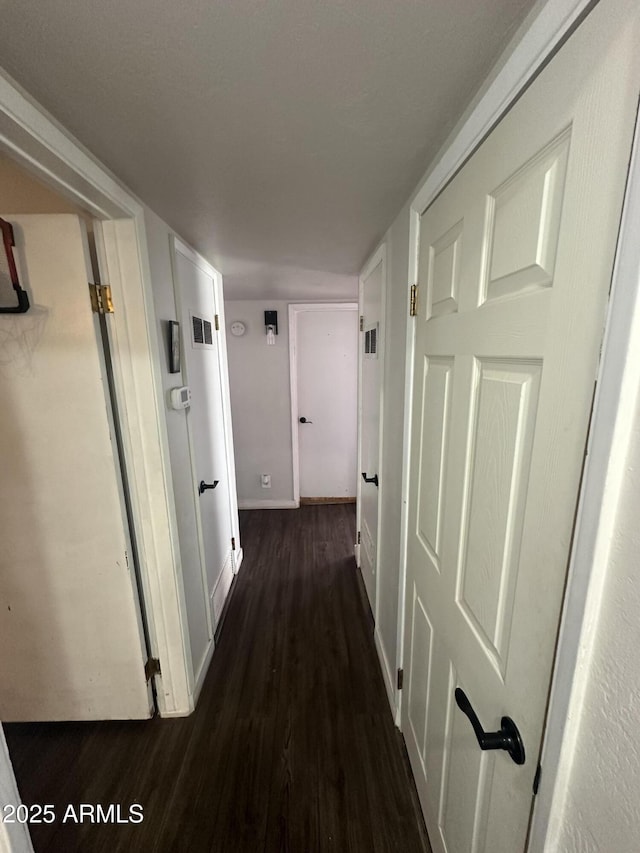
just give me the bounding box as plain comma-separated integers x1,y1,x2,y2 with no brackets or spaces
5,504,431,852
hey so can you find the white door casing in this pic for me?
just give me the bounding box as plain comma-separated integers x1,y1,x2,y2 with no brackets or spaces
357,251,385,616
0,213,152,721
0,727,33,853
401,4,640,852
289,303,358,501
172,238,236,693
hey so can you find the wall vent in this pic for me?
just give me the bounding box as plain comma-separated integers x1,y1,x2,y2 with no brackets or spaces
203,319,213,345
364,323,379,359
192,315,204,344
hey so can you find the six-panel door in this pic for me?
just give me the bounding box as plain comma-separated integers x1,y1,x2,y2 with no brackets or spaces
402,2,640,850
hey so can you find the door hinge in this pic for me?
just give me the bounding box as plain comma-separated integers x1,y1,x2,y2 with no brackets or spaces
231,536,236,551
357,531,361,545
533,762,542,795
360,315,364,332
409,284,418,317
144,657,161,682
89,283,114,315
397,668,404,690
215,314,220,331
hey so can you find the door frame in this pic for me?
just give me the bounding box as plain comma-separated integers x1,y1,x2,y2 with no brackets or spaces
395,0,640,847
357,245,395,706
289,302,358,505
170,236,242,700
0,70,192,716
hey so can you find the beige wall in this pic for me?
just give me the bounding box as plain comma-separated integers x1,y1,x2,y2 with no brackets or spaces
0,152,89,218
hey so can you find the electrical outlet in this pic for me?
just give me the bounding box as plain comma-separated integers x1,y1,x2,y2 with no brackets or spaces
261,473,271,489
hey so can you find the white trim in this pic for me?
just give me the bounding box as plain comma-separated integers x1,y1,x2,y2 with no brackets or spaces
396,0,598,733
0,727,34,853
288,302,359,505
190,629,216,710
375,626,396,718
211,269,243,574
238,499,299,510
233,547,244,573
355,289,363,568
0,73,194,717
528,97,640,853
396,207,420,728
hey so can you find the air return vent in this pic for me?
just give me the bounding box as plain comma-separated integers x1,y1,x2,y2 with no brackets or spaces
192,315,204,344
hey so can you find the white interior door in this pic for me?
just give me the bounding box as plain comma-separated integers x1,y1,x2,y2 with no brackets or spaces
291,304,358,500
402,4,640,852
174,244,234,642
0,213,152,721
359,258,384,612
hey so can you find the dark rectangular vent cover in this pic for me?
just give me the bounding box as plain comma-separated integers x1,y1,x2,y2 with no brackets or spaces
192,315,204,344
203,319,213,345
364,330,371,354
369,327,377,355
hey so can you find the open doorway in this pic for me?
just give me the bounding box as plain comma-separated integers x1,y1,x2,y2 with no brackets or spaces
0,152,154,721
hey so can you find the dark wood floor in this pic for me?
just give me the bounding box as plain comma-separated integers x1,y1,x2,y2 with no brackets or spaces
5,504,430,853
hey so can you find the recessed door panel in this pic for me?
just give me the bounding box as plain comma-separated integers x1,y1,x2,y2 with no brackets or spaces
457,360,541,674
482,131,570,303
416,356,453,568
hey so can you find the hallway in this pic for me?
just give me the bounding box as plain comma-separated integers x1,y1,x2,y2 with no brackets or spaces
5,505,430,852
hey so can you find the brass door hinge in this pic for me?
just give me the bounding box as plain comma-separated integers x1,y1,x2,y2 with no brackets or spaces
144,657,161,682
397,668,404,690
409,284,418,317
89,283,114,315
215,314,220,331
231,537,236,551
360,315,364,332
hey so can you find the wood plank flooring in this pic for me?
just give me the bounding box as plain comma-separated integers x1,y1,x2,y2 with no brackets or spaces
4,504,430,853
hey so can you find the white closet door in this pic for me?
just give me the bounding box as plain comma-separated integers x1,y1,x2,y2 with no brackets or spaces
402,3,640,851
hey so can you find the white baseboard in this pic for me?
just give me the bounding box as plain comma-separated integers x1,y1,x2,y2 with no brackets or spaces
158,705,194,719
238,499,299,510
375,626,398,721
233,547,244,574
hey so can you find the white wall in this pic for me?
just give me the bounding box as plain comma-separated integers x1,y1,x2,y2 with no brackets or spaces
553,383,640,851
225,300,296,507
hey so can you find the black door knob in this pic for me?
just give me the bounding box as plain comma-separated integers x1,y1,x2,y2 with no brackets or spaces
199,480,219,495
299,416,313,424
455,688,525,765
361,472,379,487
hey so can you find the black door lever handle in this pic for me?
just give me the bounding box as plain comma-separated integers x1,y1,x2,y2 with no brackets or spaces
361,472,379,487
199,480,219,495
455,687,525,765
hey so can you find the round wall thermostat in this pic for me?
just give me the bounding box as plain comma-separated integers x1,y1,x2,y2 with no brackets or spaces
230,321,246,337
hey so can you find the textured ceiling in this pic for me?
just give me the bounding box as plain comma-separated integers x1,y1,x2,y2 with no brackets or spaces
0,0,537,292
